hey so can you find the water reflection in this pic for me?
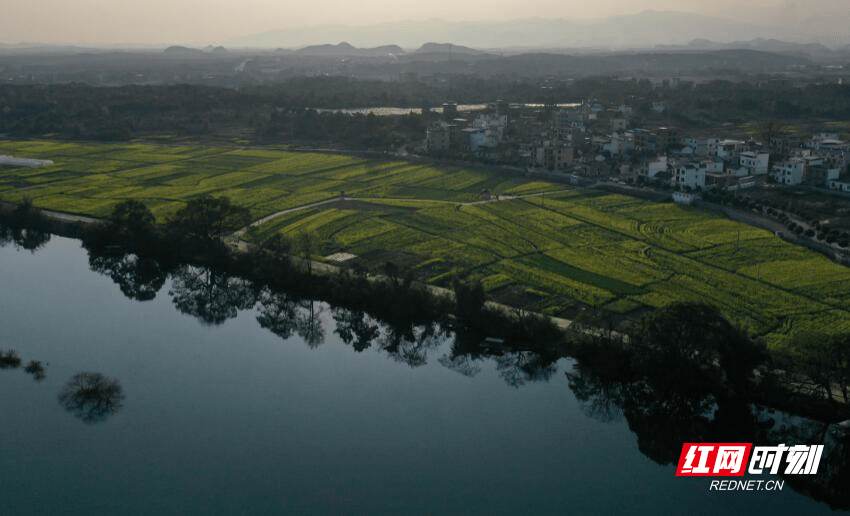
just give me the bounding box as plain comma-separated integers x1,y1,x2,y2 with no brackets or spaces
0,219,50,252
566,361,850,510
0,349,47,381
0,349,22,369
169,264,257,325
437,353,482,378
24,360,46,381
77,243,561,383
378,322,444,368
70,234,850,509
88,247,168,301
332,308,379,353
58,372,125,424
256,288,300,340
496,350,559,388
296,299,324,349
4,229,849,511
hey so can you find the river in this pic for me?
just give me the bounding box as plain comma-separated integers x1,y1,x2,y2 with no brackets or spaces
0,235,846,515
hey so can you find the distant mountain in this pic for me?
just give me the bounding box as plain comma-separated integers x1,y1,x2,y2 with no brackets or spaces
163,45,205,57
413,43,484,55
225,11,850,51
294,42,404,57
657,38,847,63
466,49,810,78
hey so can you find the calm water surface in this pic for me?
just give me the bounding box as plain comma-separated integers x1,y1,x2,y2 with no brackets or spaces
0,236,845,515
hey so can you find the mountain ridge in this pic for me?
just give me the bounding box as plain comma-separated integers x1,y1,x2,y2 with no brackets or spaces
225,11,850,50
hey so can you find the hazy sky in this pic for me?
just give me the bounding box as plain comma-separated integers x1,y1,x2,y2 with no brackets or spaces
2,0,844,45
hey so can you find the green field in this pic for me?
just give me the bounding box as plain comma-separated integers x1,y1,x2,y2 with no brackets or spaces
3,139,850,346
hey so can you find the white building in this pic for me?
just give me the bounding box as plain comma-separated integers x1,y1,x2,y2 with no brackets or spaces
716,139,745,160
674,163,706,190
773,158,806,185
681,137,719,157
739,151,770,175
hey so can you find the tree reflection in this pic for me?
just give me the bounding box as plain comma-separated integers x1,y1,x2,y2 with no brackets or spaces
0,349,22,369
438,353,483,378
496,350,558,388
0,220,50,252
256,288,300,340
168,264,257,325
566,355,724,465
13,226,51,252
58,372,124,424
0,221,12,247
378,322,444,368
333,308,379,352
565,356,850,510
24,360,46,381
770,415,850,511
566,362,625,423
88,248,167,301
296,299,325,349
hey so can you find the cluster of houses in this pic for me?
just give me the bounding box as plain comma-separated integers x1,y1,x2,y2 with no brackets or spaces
425,100,850,194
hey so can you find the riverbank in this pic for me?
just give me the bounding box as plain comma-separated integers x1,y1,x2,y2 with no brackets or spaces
3,201,848,425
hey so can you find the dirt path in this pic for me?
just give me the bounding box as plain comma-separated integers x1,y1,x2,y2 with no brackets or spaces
38,209,102,225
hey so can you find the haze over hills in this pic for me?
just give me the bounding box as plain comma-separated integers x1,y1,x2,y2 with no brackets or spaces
294,43,405,57
225,10,850,51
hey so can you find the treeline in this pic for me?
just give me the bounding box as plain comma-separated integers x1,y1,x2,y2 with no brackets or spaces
72,197,564,349
571,303,850,421
567,304,850,510
0,81,427,145
3,78,850,146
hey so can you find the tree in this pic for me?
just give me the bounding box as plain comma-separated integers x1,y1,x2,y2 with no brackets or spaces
109,200,155,237
169,195,251,242
786,332,850,402
297,231,316,275
633,302,766,396
261,234,293,257
453,280,485,325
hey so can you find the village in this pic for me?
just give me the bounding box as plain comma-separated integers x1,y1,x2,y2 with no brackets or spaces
425,97,850,198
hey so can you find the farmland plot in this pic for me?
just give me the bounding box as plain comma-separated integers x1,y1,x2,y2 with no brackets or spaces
5,140,850,345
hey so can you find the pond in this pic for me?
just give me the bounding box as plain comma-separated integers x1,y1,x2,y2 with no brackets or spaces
0,235,846,515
